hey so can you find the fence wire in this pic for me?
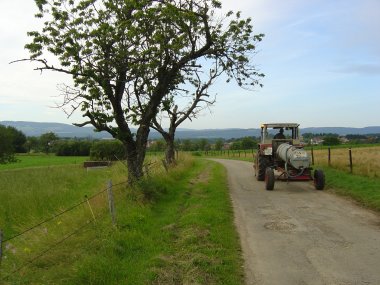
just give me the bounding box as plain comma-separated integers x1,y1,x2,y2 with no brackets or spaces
2,181,128,244
0,181,127,282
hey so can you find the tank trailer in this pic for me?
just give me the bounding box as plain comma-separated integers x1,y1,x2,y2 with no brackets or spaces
254,123,325,191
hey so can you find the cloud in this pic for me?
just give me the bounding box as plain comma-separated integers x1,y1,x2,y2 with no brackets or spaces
332,63,380,75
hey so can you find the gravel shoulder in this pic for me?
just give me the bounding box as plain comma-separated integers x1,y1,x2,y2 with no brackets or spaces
211,159,380,285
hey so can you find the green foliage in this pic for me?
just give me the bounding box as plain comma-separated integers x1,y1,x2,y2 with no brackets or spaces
54,140,92,156
214,139,224,151
0,125,17,164
240,136,256,149
25,0,264,182
39,132,59,153
90,140,126,161
323,136,341,146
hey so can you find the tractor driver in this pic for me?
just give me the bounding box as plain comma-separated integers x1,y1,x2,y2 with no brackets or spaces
274,128,285,139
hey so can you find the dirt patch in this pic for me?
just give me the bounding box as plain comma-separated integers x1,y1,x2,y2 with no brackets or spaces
189,167,211,185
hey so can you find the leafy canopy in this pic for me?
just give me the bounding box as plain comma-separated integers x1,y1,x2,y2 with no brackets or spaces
26,0,264,137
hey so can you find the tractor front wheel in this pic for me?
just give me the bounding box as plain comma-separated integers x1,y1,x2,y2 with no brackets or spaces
256,155,270,181
314,169,325,190
265,167,275,191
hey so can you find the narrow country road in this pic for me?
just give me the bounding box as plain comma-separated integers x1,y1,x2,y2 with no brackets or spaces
211,159,380,285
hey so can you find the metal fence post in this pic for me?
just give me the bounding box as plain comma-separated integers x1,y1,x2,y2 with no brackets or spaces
107,180,117,227
311,146,315,165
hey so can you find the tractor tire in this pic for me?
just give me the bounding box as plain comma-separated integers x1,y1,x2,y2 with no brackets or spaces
256,155,270,181
265,167,275,191
314,169,325,190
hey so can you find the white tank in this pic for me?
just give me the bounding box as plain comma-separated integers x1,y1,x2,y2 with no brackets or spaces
276,143,310,169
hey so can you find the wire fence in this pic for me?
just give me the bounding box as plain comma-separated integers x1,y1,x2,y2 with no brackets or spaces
0,180,128,282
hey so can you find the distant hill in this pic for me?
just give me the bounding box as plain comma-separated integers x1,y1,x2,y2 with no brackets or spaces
0,121,112,139
1,121,380,140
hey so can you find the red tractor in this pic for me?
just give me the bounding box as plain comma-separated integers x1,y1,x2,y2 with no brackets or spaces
254,123,325,191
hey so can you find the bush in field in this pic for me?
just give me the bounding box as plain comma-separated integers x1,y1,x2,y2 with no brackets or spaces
55,140,92,156
0,125,17,163
323,136,341,146
90,140,126,161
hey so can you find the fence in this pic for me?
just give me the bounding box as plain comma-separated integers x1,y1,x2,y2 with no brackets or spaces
0,179,130,282
309,145,380,177
193,149,256,160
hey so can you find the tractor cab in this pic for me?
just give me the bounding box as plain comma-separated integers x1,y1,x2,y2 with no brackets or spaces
258,123,300,157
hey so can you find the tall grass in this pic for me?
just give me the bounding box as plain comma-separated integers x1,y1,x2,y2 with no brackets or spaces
310,146,380,178
0,155,243,284
0,163,126,238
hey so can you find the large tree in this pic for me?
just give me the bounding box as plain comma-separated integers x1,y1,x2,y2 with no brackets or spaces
24,0,263,183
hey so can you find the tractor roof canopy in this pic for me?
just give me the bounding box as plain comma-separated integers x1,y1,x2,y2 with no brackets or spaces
261,123,300,129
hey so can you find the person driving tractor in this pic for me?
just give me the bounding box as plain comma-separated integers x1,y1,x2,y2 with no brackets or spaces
273,128,285,139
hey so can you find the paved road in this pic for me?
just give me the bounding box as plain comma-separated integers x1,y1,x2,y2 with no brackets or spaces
212,159,380,285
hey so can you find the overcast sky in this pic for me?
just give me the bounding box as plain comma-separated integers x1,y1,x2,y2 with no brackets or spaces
1,0,379,129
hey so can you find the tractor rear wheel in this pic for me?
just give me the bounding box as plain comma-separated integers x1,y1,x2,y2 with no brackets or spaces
314,169,325,190
256,155,270,181
265,167,275,191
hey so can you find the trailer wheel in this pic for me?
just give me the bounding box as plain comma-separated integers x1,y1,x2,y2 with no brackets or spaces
314,169,325,190
256,155,270,181
265,167,275,191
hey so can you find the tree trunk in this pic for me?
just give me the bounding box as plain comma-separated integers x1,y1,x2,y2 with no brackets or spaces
120,125,150,185
164,135,176,165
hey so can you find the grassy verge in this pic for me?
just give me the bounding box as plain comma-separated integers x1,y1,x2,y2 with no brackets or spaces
1,157,243,285
322,167,380,211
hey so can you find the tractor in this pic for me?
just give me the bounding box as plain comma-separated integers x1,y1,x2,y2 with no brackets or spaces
254,123,325,191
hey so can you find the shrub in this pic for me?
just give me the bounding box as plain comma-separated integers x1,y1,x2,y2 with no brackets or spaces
90,140,126,161
55,140,92,156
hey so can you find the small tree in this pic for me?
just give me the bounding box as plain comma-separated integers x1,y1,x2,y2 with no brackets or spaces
39,132,59,154
214,138,224,151
241,136,256,150
323,136,341,146
0,125,17,164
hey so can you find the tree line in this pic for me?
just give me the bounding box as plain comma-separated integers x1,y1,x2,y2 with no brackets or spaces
0,123,259,163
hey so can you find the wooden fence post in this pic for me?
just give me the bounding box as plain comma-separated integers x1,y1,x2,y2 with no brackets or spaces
328,147,331,166
107,180,117,227
349,148,353,174
311,146,314,165
85,195,96,221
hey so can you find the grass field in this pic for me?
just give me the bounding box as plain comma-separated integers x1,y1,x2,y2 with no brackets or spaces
0,154,88,171
0,155,243,284
309,145,380,178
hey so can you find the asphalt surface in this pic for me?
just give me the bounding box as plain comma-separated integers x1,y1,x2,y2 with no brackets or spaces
211,159,380,285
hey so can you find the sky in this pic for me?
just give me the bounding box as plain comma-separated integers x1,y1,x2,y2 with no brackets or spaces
0,0,379,129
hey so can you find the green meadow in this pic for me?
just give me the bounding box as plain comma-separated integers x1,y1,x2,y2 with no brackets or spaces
0,155,243,284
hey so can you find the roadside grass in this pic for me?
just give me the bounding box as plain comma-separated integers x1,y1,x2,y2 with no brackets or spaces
321,167,380,211
1,156,243,285
0,154,88,171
